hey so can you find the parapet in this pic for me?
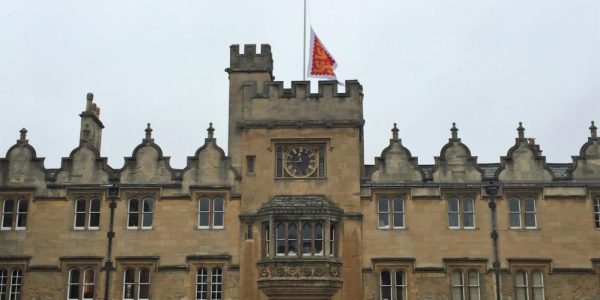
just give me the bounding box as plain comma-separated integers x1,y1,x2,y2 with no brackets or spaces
238,80,364,126
227,44,273,73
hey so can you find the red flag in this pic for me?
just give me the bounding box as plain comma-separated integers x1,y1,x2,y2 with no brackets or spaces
307,27,337,80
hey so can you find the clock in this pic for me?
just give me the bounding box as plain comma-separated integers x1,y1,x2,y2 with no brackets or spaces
283,146,318,177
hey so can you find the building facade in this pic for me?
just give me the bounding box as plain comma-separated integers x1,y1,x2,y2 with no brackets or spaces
1,44,600,300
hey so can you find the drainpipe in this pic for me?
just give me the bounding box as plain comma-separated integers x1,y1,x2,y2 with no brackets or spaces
485,182,501,300
104,184,119,300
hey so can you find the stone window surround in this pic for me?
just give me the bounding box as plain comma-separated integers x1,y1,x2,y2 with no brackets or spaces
120,189,160,231
0,192,31,231
61,257,102,300
187,257,230,300
443,190,479,230
443,259,486,300
192,190,229,230
504,190,541,230
507,259,549,300
591,191,600,230
68,190,103,231
116,258,157,300
372,260,414,300
376,192,407,230
0,261,26,300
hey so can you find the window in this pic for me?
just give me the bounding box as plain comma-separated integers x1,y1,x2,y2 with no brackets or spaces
67,268,95,300
1,198,28,230
274,221,327,256
74,198,100,230
380,270,406,300
448,197,475,229
123,268,150,300
378,197,404,229
127,198,153,229
515,270,545,300
451,270,480,300
594,198,600,229
195,267,222,300
0,268,22,300
509,197,537,229
198,196,224,229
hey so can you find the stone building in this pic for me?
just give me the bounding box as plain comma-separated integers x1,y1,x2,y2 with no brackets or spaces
1,44,599,300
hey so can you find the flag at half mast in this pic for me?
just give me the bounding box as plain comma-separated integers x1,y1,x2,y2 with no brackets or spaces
307,27,337,80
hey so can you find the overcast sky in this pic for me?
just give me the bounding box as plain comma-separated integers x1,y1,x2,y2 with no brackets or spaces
1,1,598,169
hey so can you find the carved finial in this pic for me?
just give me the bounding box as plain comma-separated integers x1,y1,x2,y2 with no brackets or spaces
590,121,597,139
207,122,215,139
87,92,93,101
450,122,458,140
18,128,28,144
391,123,399,140
144,123,153,141
517,122,525,139
85,92,94,112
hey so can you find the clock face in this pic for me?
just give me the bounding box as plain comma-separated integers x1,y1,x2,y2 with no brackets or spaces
283,146,318,177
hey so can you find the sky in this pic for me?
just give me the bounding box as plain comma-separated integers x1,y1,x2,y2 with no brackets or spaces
1,1,598,169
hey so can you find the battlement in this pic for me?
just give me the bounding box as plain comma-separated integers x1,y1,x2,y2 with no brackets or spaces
227,44,273,73
239,80,364,124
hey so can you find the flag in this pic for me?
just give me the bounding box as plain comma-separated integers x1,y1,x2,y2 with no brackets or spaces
307,27,337,80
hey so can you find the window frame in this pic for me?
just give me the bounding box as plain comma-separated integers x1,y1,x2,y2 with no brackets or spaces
508,196,538,230
198,196,225,230
446,195,476,230
0,267,23,300
514,269,545,300
379,269,407,300
1,197,28,231
122,267,151,300
73,197,101,231
67,267,96,300
127,197,154,230
594,197,600,230
450,269,481,300
377,195,406,230
194,266,224,300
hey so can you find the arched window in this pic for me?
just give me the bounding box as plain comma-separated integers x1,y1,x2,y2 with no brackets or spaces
380,270,406,300
198,196,225,229
378,198,390,228
509,198,522,228
515,271,528,300
210,267,222,300
2,198,28,230
523,197,537,228
9,268,22,300
196,267,208,300
88,198,100,229
448,198,461,228
462,198,475,228
532,271,544,300
127,198,154,230
594,197,600,229
67,268,95,300
451,270,464,300
122,268,150,300
74,199,87,229
467,270,480,300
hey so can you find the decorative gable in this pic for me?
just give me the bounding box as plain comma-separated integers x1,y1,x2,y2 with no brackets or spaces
120,124,174,184
496,122,554,182
0,129,46,187
432,123,482,183
369,124,424,183
569,121,600,180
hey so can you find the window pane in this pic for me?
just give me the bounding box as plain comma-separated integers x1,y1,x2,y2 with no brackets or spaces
525,212,536,228
68,269,80,299
463,212,474,228
315,223,323,256
139,269,150,299
448,199,459,212
139,269,150,283
378,198,389,213
213,212,223,227
89,212,100,228
211,267,222,300
89,198,100,228
449,213,459,228
395,270,405,286
510,212,521,228
90,198,100,212
379,213,390,228
75,212,86,228
0,269,7,299
128,199,139,213
452,271,463,286
393,212,404,228
196,268,208,300
509,198,520,212
288,223,297,255
524,198,535,212
276,224,285,255
213,197,224,211
463,198,474,211
10,269,22,300
124,269,135,283
83,269,95,299
395,271,406,300
452,287,464,300
468,271,480,300
381,286,392,300
381,271,391,286
199,212,209,227
2,200,14,229
128,200,138,227
76,199,86,212
16,199,27,228
330,224,336,256
302,224,312,255
516,288,528,300
143,198,153,213
142,212,153,228
199,198,210,211
393,198,404,212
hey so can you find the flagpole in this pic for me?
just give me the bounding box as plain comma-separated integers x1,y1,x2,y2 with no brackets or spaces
303,0,307,80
